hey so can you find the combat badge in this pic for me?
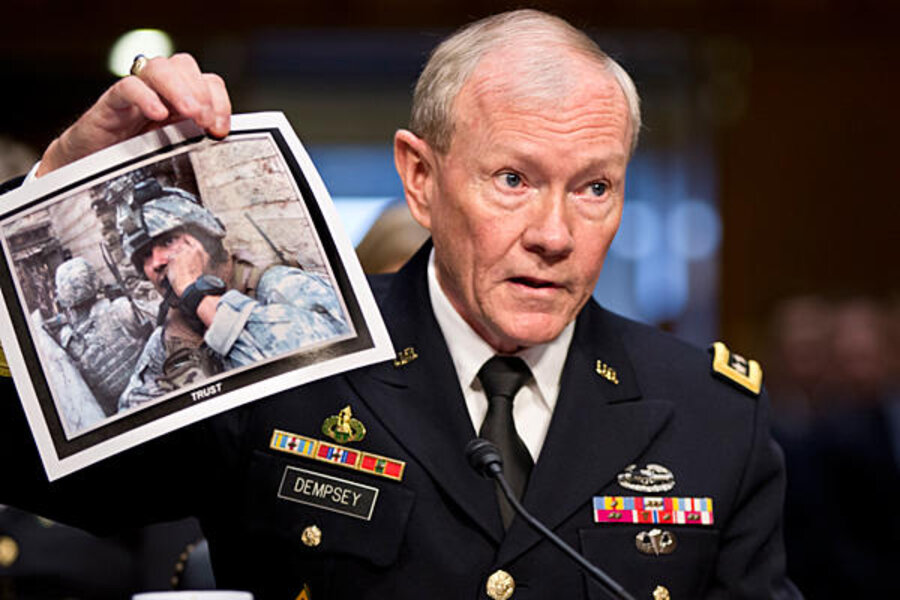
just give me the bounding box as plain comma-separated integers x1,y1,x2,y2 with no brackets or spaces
322,405,366,443
618,463,675,493
710,341,762,396
635,528,677,556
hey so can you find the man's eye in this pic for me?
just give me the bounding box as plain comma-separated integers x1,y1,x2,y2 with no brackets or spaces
502,172,522,188
590,182,608,196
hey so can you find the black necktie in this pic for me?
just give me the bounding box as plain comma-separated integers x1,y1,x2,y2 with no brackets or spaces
478,355,534,529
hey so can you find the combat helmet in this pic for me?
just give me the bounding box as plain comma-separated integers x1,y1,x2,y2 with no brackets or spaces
116,179,226,274
55,257,99,308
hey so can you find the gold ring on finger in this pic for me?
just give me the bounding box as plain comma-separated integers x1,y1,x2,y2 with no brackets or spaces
130,54,149,77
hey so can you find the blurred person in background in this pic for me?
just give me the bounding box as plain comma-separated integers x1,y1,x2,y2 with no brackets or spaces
775,296,899,598
764,295,835,435
355,200,429,274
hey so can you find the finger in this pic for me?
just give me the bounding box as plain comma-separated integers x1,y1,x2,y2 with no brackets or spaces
106,76,170,123
203,73,232,138
136,54,216,130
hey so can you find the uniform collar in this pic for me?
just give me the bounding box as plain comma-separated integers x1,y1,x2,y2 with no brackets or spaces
426,249,573,410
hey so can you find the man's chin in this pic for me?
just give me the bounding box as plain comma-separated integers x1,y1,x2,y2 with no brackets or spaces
488,315,571,352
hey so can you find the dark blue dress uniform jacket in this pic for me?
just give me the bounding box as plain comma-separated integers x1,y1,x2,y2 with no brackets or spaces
0,242,799,599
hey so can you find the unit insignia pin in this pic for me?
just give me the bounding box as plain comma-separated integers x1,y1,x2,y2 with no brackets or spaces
595,360,619,384
653,585,671,600
393,346,418,367
618,463,676,493
635,528,677,556
322,405,366,443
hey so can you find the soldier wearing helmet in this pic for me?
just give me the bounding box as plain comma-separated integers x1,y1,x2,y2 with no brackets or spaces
51,257,151,418
117,179,350,408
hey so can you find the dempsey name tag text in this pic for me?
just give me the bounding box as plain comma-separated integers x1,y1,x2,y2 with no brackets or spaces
278,466,379,520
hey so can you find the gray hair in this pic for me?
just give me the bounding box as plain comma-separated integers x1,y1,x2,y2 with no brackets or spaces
409,9,642,156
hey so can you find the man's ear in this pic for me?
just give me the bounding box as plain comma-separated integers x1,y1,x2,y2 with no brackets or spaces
394,129,436,231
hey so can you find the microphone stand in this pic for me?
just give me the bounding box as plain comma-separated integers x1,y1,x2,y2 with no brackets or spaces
492,471,637,600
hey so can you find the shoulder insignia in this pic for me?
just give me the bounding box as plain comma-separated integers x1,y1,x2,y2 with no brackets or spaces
710,341,762,396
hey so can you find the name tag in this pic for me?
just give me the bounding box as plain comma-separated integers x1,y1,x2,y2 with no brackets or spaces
278,466,379,521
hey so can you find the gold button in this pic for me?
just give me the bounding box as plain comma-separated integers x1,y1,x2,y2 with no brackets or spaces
301,525,322,547
653,585,670,600
485,569,515,600
0,536,19,567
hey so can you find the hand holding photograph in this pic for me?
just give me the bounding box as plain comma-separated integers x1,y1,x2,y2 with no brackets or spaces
0,113,393,480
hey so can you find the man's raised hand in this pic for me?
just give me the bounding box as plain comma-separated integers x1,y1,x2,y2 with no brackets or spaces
36,53,231,177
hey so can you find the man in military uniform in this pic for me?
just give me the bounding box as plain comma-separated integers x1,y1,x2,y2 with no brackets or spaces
115,178,350,408
1,9,801,599
48,257,150,419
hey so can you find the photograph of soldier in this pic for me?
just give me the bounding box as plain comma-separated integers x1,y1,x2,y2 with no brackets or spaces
46,257,153,423
117,177,350,408
1,131,357,448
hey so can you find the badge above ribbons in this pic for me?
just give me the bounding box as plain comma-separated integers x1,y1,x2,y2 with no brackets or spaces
617,463,675,493
322,405,366,444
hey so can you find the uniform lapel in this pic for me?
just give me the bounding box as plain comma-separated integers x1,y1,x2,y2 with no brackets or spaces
345,243,505,543
496,302,674,565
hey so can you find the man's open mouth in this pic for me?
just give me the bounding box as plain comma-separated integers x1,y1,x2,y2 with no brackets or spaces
510,277,557,289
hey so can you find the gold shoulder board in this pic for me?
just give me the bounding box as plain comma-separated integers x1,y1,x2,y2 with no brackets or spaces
710,341,762,396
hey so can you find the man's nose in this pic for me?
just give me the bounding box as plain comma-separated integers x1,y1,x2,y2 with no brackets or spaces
147,245,170,273
521,192,575,260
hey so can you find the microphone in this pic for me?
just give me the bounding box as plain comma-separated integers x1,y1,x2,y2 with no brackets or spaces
465,438,636,600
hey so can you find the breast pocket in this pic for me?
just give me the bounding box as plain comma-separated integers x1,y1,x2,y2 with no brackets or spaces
243,449,416,568
578,526,719,599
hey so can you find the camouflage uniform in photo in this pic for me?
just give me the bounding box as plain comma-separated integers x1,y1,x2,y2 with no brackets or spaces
116,180,350,410
52,257,150,417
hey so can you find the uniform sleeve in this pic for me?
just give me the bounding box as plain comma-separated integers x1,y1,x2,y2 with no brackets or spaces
709,388,804,599
204,266,350,366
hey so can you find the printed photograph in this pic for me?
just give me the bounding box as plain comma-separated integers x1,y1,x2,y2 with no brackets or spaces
0,114,392,479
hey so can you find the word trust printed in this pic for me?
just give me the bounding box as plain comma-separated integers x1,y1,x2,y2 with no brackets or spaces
191,382,224,402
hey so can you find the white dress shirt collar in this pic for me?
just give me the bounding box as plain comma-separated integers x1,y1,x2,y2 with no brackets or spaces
427,249,574,457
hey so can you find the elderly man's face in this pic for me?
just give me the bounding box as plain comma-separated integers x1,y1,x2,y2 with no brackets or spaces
400,50,631,352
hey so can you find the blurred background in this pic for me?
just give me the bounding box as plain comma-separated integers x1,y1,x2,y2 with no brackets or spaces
1,0,898,597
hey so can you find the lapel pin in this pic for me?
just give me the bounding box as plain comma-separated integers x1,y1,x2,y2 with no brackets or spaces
618,463,676,493
653,585,671,600
393,346,418,367
636,528,677,556
322,405,366,443
595,360,619,384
